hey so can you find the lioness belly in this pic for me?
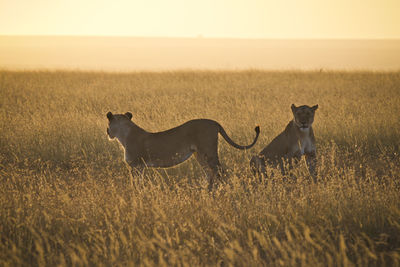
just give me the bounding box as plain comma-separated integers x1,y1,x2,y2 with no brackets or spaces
143,151,194,168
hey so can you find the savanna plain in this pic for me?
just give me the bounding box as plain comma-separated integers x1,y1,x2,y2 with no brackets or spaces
1,70,400,266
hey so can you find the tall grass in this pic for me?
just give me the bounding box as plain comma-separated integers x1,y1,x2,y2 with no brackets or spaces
1,70,400,266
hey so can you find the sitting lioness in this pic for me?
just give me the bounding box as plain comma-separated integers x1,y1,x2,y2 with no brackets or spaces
250,104,318,182
106,112,260,190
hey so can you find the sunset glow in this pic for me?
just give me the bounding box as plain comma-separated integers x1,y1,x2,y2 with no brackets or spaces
1,0,399,38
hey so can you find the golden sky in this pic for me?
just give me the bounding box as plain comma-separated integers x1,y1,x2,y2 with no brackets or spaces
0,0,399,38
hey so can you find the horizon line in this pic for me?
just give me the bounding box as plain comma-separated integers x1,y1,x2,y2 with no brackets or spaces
1,34,400,41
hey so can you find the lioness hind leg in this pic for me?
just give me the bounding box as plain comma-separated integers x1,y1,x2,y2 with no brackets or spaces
250,155,267,183
195,152,222,191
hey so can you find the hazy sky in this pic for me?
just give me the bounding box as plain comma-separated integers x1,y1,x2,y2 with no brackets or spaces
0,0,399,38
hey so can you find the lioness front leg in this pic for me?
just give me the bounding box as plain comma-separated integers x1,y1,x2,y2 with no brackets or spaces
129,164,145,188
281,149,303,181
305,151,317,182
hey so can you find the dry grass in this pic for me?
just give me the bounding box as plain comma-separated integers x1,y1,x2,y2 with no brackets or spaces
1,70,400,266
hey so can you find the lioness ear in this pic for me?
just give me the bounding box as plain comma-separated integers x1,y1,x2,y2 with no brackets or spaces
291,104,297,112
312,105,319,111
107,112,113,121
124,112,133,120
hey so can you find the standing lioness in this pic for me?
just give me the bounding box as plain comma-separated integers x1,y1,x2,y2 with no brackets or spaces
107,112,260,190
250,104,318,182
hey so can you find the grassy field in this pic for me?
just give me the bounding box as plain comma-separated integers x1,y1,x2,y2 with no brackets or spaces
1,70,400,266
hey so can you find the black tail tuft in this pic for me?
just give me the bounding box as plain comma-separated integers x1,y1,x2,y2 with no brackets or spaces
255,125,260,134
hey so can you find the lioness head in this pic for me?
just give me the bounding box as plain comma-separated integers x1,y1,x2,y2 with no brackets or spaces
291,104,318,130
106,111,133,139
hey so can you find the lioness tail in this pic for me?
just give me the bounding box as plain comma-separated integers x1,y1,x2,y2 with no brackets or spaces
218,124,260,150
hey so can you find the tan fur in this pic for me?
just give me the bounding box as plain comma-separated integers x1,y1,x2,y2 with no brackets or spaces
107,112,260,190
250,104,318,181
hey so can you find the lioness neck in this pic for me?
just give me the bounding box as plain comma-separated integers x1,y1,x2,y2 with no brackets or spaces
116,121,145,147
